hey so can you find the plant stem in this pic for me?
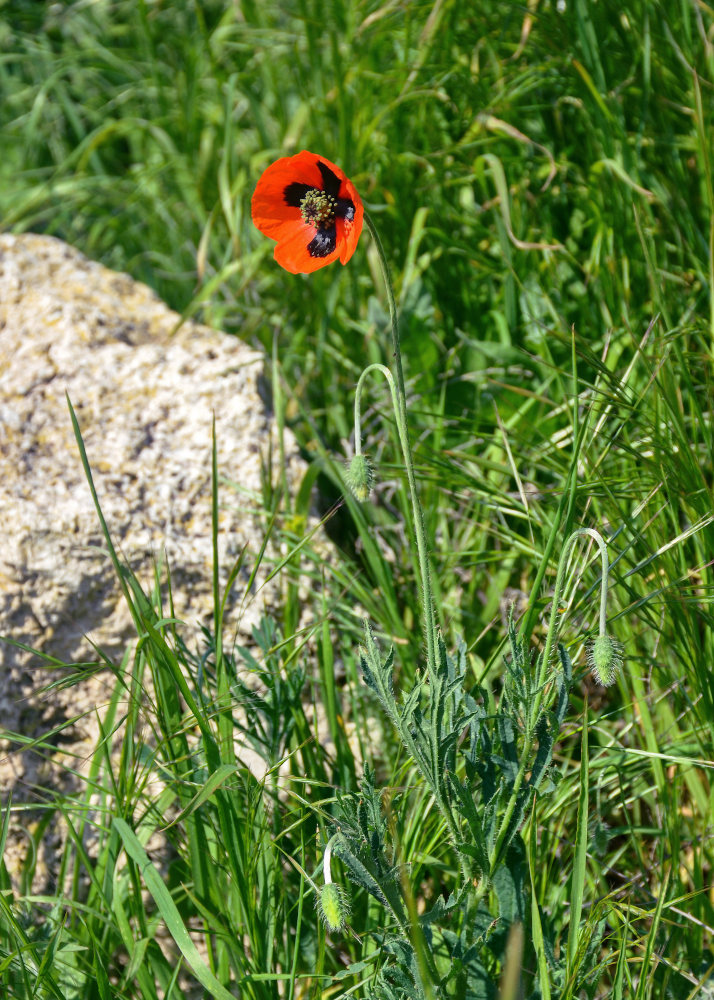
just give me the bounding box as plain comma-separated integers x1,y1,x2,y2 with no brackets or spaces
535,527,609,705
485,528,610,880
356,366,465,854
363,210,438,680
358,215,466,872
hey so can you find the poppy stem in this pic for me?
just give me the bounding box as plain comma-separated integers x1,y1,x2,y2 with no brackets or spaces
363,211,438,679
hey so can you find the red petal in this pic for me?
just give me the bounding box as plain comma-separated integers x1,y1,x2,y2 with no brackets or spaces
274,224,340,274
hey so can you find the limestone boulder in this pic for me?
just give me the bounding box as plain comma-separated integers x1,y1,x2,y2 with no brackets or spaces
0,233,304,801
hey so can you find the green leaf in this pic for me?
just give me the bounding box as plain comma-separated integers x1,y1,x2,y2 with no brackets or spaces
492,840,526,926
113,818,237,1000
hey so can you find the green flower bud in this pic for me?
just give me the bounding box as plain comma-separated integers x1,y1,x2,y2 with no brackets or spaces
317,882,350,933
587,634,623,687
345,454,374,502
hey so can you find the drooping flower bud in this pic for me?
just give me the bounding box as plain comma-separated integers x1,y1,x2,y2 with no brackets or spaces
345,453,375,502
317,882,351,933
586,634,623,687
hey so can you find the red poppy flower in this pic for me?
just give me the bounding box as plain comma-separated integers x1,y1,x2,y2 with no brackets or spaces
251,150,364,274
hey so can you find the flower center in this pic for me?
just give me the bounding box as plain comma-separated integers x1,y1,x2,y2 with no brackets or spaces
299,188,336,229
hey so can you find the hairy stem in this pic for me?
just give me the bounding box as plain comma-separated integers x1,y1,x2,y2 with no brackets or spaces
363,211,438,681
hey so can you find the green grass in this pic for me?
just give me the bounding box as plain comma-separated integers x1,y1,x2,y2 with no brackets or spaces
1,0,714,996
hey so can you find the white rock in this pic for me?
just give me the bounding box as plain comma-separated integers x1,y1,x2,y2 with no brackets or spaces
0,233,305,801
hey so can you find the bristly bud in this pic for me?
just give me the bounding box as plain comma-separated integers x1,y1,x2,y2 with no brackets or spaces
345,453,374,502
586,634,623,686
317,882,350,933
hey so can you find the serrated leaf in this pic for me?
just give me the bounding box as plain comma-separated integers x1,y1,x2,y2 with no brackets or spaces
448,775,489,875
418,893,459,927
555,643,573,726
334,840,391,909
492,841,526,925
528,713,555,793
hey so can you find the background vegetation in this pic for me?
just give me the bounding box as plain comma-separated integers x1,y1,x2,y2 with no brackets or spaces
1,0,713,997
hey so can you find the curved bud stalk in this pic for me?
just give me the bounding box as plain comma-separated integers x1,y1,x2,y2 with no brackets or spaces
482,526,621,895
537,527,622,698
347,362,399,504
353,362,399,461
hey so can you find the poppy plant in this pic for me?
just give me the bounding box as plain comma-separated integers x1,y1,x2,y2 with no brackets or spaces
251,150,364,274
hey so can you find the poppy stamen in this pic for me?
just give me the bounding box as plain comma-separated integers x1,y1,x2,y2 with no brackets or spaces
299,188,337,229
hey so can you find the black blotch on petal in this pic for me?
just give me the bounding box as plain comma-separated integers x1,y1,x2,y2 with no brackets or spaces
316,161,342,199
308,226,337,257
335,198,355,221
284,182,312,207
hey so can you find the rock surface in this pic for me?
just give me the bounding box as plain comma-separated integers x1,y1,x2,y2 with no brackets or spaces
0,233,303,813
